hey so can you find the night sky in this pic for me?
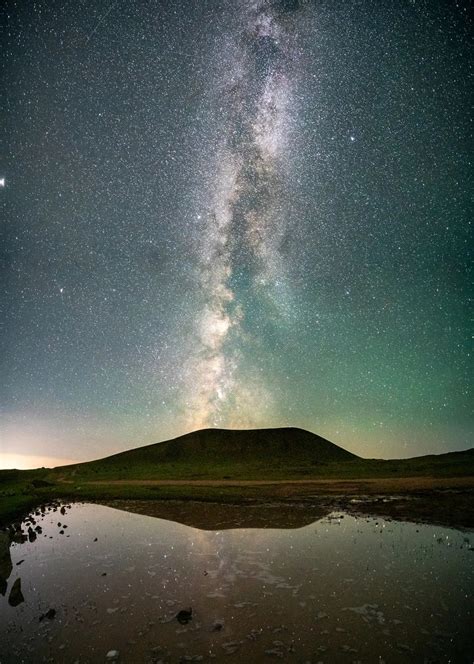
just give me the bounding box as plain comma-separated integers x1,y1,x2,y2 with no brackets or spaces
1,0,472,468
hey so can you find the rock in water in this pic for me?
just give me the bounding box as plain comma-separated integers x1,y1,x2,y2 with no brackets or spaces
39,608,56,621
106,650,120,660
8,578,24,607
0,532,13,596
177,608,193,624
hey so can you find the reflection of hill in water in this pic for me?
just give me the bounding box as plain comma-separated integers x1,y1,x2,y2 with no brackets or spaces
103,500,332,530
101,493,474,531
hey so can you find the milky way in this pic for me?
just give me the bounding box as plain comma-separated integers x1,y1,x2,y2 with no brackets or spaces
1,0,472,465
184,1,302,429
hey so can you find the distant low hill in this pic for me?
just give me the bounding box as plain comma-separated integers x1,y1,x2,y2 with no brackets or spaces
50,427,474,481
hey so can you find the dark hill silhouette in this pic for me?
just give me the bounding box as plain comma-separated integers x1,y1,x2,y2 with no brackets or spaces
98,427,357,464
57,427,358,479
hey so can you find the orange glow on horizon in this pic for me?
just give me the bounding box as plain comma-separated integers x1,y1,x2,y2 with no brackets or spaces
0,453,79,470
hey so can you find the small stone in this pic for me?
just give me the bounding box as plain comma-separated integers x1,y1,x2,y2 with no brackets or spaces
8,578,24,607
176,608,192,624
264,649,284,658
39,608,56,621
106,650,120,660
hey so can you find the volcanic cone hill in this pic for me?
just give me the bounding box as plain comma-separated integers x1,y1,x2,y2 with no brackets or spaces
54,427,359,480
48,427,474,482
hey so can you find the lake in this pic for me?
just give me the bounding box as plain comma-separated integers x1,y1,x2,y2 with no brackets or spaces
1,501,473,662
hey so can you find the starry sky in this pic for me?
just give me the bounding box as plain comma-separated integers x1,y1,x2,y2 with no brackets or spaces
1,0,472,468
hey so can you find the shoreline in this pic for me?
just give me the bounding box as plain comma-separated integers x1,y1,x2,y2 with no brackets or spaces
2,475,473,530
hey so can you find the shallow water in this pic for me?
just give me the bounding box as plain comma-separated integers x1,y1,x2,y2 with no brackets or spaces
0,502,473,663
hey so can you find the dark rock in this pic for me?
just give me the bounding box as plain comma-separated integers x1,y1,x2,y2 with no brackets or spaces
39,608,56,621
27,528,36,543
8,578,24,607
0,532,13,596
16,560,25,566
13,532,27,544
176,608,193,624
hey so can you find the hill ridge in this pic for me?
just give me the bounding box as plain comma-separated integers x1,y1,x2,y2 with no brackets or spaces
59,426,357,477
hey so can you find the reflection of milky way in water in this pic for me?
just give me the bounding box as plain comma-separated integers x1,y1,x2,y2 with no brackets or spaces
1,502,473,662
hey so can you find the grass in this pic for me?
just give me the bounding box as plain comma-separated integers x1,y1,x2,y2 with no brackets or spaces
52,454,474,482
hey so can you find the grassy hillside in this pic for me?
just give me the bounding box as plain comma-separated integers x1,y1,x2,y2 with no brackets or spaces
52,427,359,480
51,427,474,482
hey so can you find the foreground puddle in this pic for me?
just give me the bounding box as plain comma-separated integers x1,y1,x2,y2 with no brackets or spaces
0,502,473,662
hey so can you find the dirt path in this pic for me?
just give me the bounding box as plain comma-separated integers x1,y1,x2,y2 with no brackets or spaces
82,476,474,493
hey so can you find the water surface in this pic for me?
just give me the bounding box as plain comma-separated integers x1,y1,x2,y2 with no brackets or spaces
1,502,472,662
